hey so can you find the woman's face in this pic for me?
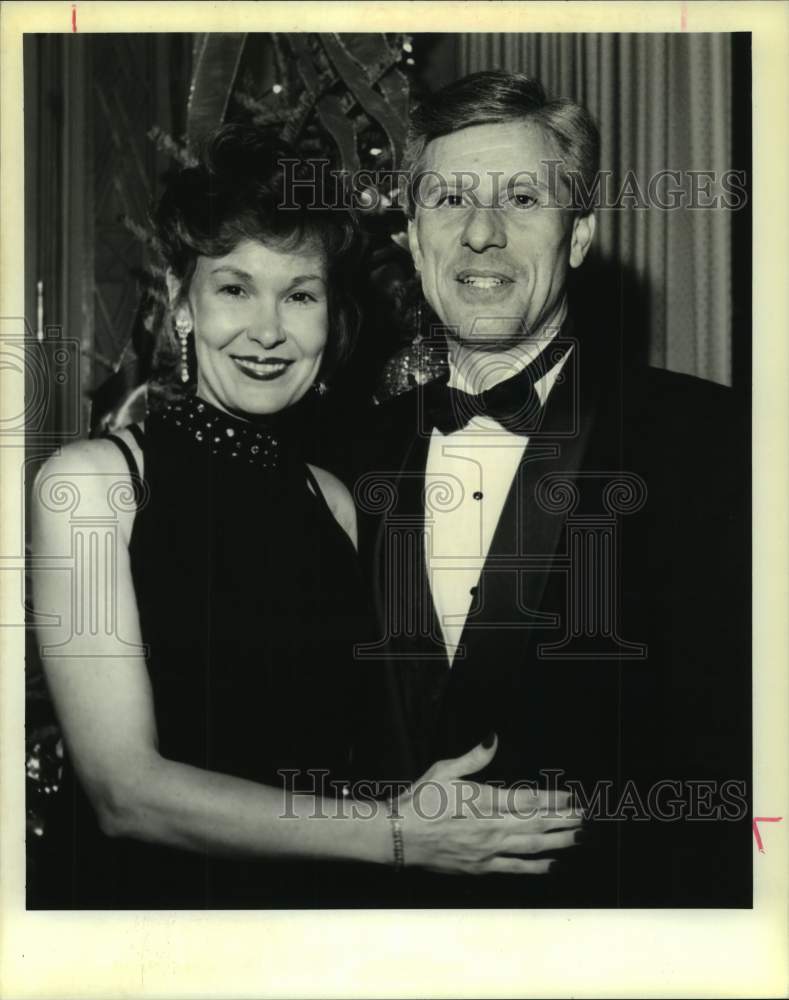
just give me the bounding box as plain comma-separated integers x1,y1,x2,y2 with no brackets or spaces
174,237,329,416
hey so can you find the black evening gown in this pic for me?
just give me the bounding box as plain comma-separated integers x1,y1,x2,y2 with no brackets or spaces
39,394,386,908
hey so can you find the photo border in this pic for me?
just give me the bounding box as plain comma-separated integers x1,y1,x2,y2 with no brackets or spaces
1,3,786,997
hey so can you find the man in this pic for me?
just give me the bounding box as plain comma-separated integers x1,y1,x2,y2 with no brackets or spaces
346,71,751,907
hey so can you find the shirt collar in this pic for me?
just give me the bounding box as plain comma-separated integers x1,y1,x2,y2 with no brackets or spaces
447,326,572,407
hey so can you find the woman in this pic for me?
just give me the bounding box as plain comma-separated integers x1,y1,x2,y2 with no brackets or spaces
31,125,580,908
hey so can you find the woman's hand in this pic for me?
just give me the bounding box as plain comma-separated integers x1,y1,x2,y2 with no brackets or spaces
395,736,583,875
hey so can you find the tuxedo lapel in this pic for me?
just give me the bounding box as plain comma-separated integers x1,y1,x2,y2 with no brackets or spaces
436,347,602,758
370,416,448,665
365,398,452,777
517,349,600,628
455,345,599,656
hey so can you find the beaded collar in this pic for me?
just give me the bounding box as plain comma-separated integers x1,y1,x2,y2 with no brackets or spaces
158,395,282,471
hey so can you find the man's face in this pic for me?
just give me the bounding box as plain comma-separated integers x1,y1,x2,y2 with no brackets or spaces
408,120,595,349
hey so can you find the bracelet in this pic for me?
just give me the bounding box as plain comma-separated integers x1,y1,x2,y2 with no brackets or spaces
389,814,405,870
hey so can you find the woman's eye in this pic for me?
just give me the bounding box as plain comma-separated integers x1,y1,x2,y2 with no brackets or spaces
287,291,317,304
219,284,246,297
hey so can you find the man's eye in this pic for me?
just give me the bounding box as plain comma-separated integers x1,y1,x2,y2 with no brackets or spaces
287,291,317,304
511,193,538,208
436,192,467,208
219,284,246,297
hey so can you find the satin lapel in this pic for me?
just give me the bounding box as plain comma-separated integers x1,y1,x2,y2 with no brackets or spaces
366,393,451,776
521,350,600,625
370,391,449,666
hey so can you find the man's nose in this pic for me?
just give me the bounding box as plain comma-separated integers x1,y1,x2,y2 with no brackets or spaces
460,207,507,252
248,303,286,350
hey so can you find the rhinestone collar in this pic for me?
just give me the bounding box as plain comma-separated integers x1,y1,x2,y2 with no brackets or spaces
159,396,281,470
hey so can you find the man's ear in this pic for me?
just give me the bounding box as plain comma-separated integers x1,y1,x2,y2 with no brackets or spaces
407,219,424,273
569,212,596,269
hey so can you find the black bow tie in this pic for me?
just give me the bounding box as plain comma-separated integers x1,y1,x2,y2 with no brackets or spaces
425,346,568,435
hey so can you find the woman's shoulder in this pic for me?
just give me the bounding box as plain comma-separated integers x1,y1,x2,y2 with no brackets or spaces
32,429,145,534
39,428,142,474
306,464,358,549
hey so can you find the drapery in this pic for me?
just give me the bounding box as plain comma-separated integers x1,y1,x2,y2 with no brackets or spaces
458,34,740,386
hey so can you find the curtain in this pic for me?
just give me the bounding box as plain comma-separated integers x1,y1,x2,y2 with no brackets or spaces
458,34,735,386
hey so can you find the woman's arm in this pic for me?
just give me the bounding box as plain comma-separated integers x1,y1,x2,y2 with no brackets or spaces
32,442,581,873
307,464,358,549
31,440,389,863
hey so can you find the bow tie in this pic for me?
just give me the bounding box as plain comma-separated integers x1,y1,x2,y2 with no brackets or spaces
425,347,567,435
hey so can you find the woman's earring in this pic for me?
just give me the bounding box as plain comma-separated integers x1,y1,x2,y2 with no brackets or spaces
314,380,328,396
175,317,192,383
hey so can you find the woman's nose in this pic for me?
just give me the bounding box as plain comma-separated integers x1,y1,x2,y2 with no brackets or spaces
248,305,286,350
461,207,508,252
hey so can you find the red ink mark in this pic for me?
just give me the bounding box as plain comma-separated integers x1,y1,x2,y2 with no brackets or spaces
680,1,687,30
71,5,77,32
752,816,782,853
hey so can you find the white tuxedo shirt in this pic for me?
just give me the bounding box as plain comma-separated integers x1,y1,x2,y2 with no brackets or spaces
424,340,571,663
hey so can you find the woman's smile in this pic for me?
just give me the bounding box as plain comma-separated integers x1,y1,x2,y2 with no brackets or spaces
230,354,295,381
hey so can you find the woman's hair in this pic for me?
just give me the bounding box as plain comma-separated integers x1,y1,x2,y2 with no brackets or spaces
150,124,362,394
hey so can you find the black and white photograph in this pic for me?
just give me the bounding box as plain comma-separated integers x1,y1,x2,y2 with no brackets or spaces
2,2,787,997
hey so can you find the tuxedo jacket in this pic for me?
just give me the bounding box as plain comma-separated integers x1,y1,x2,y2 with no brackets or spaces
333,343,751,908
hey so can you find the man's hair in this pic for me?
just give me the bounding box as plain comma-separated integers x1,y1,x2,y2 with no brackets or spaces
403,70,601,216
